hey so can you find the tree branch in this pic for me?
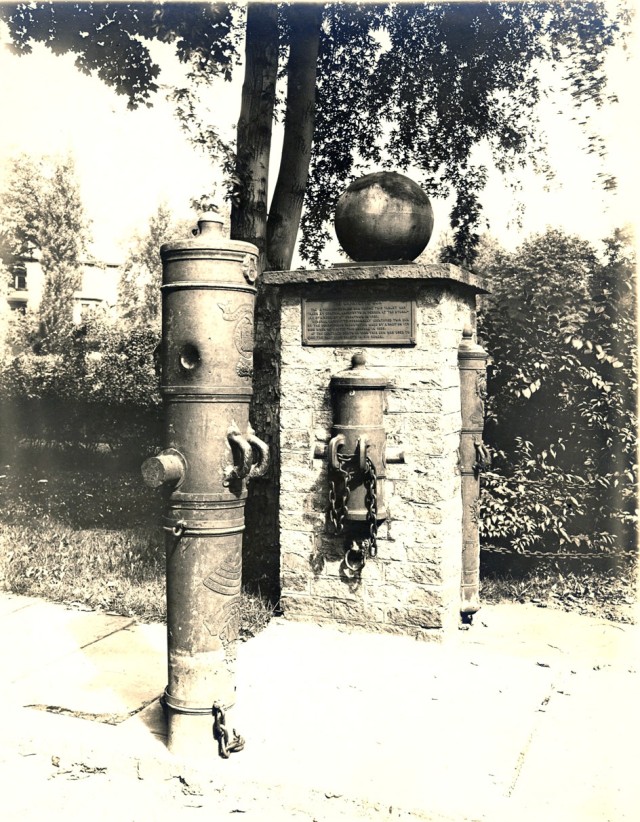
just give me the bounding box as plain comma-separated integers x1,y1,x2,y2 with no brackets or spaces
230,2,279,271
265,3,323,271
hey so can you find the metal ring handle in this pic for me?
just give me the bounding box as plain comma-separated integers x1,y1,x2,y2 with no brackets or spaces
227,423,252,479
356,436,368,475
474,440,491,470
247,425,270,480
162,519,186,539
328,434,346,470
344,542,366,573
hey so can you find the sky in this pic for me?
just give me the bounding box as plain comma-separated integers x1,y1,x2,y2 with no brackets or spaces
0,2,638,265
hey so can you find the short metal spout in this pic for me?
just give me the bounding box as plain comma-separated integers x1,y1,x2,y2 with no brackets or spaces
141,448,187,488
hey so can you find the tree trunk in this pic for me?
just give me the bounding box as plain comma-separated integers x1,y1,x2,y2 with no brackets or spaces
230,2,279,271
265,3,323,272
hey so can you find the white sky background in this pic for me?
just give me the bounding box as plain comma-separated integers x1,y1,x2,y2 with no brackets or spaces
0,1,638,264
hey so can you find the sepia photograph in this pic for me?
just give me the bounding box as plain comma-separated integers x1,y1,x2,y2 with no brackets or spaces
0,1,637,819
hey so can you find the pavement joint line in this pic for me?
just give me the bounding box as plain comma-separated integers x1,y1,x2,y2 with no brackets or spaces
505,672,563,798
9,615,137,685
505,727,537,798
23,694,161,726
2,596,637,820
5,600,38,616
72,617,137,651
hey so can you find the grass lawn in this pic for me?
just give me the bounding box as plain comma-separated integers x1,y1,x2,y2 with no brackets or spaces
0,447,274,636
0,446,636,627
481,564,637,624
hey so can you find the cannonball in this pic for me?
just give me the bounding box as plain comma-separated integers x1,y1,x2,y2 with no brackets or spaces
334,172,434,262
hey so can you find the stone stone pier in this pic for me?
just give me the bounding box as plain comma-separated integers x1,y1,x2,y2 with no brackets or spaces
258,263,487,640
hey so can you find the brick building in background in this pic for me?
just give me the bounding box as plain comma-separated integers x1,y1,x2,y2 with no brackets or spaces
3,251,120,324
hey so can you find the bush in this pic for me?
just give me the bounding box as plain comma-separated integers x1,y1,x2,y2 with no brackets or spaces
476,227,637,563
0,318,161,458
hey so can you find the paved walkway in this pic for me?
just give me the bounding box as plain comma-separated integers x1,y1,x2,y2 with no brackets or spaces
1,592,638,820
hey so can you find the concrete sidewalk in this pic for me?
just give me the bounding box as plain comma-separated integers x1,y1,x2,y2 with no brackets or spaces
1,592,638,821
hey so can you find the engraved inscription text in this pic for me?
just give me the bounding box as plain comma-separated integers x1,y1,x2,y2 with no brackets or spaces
303,299,415,346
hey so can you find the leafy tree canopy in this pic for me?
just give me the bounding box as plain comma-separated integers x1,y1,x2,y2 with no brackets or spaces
1,1,237,102
118,202,192,330
477,225,637,559
0,2,629,269
0,153,91,350
0,153,89,271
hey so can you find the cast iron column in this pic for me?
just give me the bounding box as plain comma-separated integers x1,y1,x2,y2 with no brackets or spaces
458,326,489,622
142,214,268,756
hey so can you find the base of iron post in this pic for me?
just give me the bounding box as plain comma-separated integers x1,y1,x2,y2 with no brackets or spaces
460,598,480,624
163,688,238,760
165,706,220,760
460,582,480,624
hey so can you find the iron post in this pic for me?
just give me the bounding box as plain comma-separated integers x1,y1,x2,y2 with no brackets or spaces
142,214,268,757
458,326,489,622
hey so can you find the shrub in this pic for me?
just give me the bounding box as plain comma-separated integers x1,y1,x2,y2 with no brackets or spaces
476,227,637,563
0,318,161,458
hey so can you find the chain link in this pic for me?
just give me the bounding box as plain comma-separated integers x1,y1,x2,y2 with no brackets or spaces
328,479,339,530
329,456,352,534
330,449,379,565
364,457,378,557
343,538,367,576
212,703,245,758
481,544,638,559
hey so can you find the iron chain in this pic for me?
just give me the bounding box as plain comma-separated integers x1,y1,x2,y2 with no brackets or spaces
331,450,380,573
343,538,368,576
364,457,378,557
328,480,338,529
481,544,638,559
329,456,352,534
212,703,245,759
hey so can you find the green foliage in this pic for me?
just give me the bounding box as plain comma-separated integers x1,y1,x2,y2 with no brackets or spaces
0,2,627,266
1,2,237,106
0,460,276,628
301,1,626,266
119,203,191,330
73,318,161,410
0,453,161,528
0,289,33,355
0,154,88,265
0,153,90,350
0,456,164,619
0,522,166,622
0,319,161,456
477,226,637,560
1,319,160,408
481,566,636,623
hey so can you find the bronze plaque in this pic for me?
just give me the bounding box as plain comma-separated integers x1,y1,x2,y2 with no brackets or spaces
302,298,416,346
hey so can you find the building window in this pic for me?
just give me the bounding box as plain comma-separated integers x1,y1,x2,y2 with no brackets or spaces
12,264,27,291
80,300,103,321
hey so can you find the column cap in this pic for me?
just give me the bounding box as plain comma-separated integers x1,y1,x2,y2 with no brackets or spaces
261,262,488,293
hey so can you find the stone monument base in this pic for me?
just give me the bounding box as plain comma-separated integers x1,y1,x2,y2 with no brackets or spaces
260,263,487,640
